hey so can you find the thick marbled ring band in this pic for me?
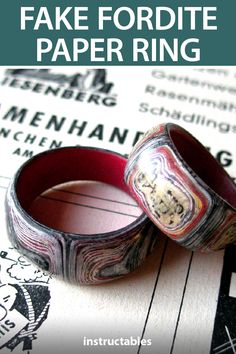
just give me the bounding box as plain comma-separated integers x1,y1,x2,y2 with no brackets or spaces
6,147,157,285
125,123,236,252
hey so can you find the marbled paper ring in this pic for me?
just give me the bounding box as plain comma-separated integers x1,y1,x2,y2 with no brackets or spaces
125,123,236,252
6,147,158,285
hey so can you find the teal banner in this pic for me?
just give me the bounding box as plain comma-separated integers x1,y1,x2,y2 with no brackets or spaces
0,0,235,65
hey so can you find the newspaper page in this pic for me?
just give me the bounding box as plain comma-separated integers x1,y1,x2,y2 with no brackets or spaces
0,67,235,354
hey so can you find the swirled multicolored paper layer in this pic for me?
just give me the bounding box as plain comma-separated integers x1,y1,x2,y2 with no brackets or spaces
125,123,236,251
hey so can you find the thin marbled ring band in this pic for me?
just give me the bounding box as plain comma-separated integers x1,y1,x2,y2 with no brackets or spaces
5,147,157,285
125,123,236,252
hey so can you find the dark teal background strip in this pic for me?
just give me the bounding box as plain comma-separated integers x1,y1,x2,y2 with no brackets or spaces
0,0,235,65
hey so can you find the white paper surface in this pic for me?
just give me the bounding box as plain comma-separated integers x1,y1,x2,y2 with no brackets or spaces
0,67,235,354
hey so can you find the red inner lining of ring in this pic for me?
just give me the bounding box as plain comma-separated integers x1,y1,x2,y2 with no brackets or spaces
16,148,129,211
169,125,236,208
